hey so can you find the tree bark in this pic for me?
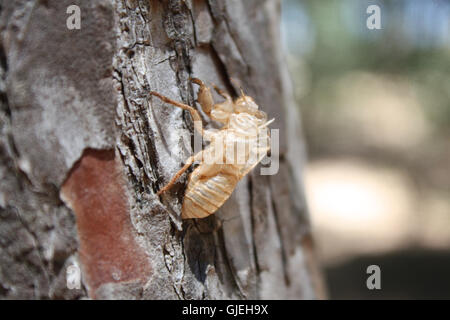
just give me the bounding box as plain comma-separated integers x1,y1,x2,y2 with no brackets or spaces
0,0,324,299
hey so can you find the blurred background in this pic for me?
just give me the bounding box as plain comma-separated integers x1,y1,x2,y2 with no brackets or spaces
281,0,450,299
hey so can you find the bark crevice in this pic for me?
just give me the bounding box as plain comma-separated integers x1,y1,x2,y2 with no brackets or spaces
0,0,323,299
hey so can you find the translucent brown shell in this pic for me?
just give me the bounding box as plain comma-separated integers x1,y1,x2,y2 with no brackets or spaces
150,78,273,219
182,170,238,219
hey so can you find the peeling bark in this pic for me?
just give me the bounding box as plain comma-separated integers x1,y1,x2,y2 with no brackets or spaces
0,0,324,299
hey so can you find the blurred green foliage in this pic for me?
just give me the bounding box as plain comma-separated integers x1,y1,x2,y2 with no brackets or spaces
282,0,450,132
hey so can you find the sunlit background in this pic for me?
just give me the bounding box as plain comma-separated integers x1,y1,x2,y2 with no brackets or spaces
282,0,450,299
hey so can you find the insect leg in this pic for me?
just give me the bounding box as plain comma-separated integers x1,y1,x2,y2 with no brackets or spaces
190,78,215,116
191,78,232,104
191,78,233,123
212,84,232,102
157,151,203,196
211,84,233,116
149,91,206,138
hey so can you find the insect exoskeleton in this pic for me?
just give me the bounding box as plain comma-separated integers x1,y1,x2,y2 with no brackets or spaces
149,78,274,219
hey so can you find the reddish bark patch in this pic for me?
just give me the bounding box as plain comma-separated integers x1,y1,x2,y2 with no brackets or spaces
61,149,151,298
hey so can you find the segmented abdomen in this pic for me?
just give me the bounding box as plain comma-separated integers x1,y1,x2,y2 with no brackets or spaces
182,170,239,219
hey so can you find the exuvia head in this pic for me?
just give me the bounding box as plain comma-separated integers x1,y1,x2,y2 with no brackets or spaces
229,78,259,115
234,95,259,114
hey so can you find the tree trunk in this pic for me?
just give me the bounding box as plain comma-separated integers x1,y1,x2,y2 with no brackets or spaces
0,0,324,299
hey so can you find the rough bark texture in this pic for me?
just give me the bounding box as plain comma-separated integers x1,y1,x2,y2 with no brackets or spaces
0,0,324,299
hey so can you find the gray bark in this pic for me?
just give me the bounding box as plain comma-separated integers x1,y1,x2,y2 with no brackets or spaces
0,0,324,299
